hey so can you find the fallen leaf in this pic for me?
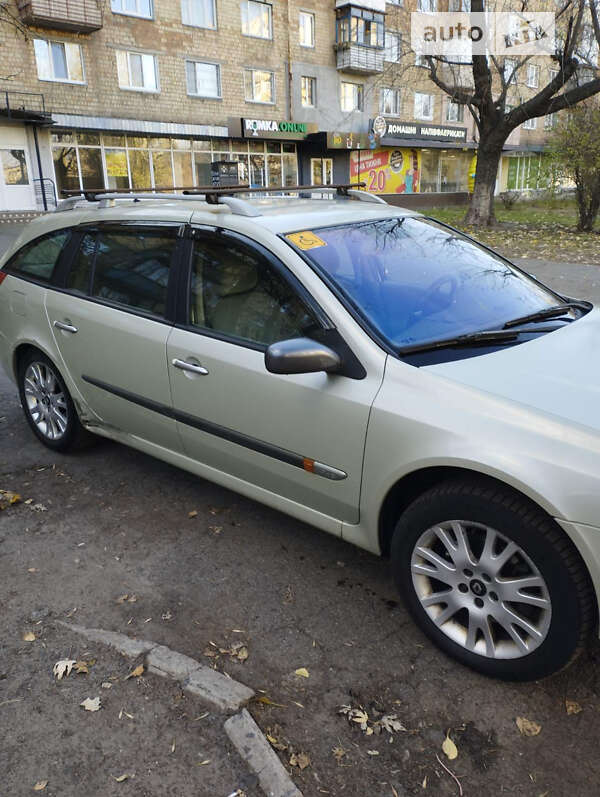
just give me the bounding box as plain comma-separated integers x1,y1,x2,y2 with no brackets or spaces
332,745,346,763
188,510,198,518
80,697,101,712
0,490,21,510
294,667,309,678
53,659,76,680
442,730,458,760
266,733,288,752
256,696,286,708
196,759,211,766
74,660,89,674
565,699,582,715
31,503,48,512
367,749,380,756
27,568,39,573
101,682,113,689
516,716,541,736
289,752,310,770
126,664,144,680
422,775,427,788
22,631,36,642
113,773,134,782
33,781,48,791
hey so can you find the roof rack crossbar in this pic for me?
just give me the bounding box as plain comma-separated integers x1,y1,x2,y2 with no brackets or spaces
55,182,379,216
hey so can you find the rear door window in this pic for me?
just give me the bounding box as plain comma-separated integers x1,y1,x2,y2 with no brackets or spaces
67,227,178,318
5,229,70,283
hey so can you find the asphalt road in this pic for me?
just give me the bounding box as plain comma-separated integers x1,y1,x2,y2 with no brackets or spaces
2,222,600,796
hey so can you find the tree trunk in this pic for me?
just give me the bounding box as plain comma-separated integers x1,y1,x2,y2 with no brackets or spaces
464,144,504,227
575,172,600,232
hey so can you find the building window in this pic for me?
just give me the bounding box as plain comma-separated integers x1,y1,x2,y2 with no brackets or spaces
241,0,272,39
544,112,557,129
380,87,401,115
526,64,539,88
244,68,274,103
335,6,384,48
301,76,316,107
116,50,158,92
504,57,517,84
414,92,434,120
417,0,437,10
34,39,84,83
111,0,153,19
384,31,401,62
523,116,537,130
446,100,464,122
449,0,470,9
186,61,221,98
181,0,216,28
299,11,314,47
1,149,29,185
340,81,363,111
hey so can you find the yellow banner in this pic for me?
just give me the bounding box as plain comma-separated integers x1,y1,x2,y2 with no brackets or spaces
350,148,422,195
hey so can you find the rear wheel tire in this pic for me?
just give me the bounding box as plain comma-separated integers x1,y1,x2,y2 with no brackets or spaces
391,479,596,680
18,350,94,452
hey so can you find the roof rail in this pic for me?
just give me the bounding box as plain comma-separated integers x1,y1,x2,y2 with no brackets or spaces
56,182,384,216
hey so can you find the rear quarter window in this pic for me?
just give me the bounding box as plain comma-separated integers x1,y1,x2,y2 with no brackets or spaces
5,229,71,283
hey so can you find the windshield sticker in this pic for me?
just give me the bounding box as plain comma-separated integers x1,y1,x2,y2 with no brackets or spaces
286,231,327,250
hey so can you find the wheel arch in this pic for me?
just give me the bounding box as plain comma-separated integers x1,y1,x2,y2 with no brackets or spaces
379,466,568,557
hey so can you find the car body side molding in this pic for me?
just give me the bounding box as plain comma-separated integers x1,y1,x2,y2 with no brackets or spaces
81,374,347,481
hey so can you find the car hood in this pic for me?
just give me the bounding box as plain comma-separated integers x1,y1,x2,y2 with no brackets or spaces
424,307,600,434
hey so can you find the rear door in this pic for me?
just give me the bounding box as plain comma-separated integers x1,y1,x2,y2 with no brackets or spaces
166,228,385,524
46,222,183,451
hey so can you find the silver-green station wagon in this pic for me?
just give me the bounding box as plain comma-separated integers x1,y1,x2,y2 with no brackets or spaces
1,186,599,681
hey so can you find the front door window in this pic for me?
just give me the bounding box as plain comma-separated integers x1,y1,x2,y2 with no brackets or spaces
310,158,333,186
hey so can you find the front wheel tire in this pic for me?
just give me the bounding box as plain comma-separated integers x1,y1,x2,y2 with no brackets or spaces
391,479,596,680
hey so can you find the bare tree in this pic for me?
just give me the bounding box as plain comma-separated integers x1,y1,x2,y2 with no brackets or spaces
420,0,600,226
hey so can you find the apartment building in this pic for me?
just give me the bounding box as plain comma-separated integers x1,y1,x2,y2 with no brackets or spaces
0,0,563,211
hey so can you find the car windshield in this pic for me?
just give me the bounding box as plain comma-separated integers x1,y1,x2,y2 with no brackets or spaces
288,217,563,351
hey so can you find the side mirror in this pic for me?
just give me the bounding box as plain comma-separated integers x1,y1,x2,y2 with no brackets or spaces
265,337,342,375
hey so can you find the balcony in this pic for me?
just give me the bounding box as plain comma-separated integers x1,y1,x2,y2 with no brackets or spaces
17,0,102,33
335,42,384,74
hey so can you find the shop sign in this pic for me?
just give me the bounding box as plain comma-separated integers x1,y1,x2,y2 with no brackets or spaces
373,118,467,142
350,147,422,195
326,131,375,149
231,117,315,140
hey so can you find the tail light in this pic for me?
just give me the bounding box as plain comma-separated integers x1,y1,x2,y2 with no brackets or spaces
0,270,7,286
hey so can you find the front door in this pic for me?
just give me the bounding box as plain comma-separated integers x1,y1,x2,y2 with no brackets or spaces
166,229,384,523
310,158,333,186
46,223,182,452
0,127,35,210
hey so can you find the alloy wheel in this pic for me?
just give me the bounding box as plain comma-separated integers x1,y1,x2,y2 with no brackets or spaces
411,520,552,659
23,361,68,441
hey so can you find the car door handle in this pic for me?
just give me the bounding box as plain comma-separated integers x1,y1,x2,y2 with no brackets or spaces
54,320,78,334
172,358,209,375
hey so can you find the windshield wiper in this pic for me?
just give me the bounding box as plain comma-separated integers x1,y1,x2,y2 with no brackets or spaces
503,301,589,329
398,328,521,355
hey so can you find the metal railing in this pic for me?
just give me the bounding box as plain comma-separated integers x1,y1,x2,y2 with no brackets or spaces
34,178,57,211
17,0,103,32
0,90,46,117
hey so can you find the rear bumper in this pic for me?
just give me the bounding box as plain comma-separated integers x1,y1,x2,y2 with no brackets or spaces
556,518,600,634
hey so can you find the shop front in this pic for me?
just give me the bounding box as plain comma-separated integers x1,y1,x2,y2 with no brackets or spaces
349,117,476,205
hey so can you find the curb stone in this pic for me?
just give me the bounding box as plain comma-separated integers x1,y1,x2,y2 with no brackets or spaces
225,709,303,797
58,621,254,712
57,622,297,795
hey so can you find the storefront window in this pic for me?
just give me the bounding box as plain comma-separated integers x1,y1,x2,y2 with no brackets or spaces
173,151,193,186
151,150,174,188
195,152,212,186
105,149,129,190
52,147,80,194
249,154,265,186
78,147,104,190
439,151,467,192
420,150,439,193
51,132,297,195
129,149,151,188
